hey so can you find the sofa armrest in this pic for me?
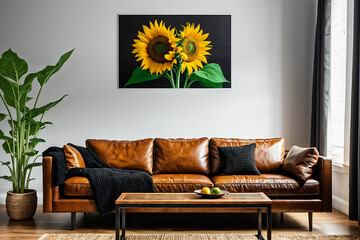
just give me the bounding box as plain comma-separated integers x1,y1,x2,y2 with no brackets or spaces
42,156,53,213
313,156,332,212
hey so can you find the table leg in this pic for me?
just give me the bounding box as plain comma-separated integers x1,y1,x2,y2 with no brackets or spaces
257,208,262,238
115,206,120,240
121,208,126,240
267,205,272,240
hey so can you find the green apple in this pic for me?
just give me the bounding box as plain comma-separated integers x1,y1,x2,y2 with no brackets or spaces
211,187,221,194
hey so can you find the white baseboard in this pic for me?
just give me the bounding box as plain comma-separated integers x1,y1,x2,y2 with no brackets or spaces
332,194,349,215
0,192,43,205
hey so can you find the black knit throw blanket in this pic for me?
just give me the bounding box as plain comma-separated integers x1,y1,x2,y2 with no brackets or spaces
43,144,155,216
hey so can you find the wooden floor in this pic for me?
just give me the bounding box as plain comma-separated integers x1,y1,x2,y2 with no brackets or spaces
0,205,359,240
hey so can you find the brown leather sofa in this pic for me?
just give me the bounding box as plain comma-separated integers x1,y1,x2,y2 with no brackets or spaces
43,137,332,230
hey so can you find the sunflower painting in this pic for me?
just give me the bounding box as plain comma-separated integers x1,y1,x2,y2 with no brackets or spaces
119,15,231,88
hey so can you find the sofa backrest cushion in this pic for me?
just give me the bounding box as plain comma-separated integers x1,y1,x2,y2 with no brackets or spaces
153,138,210,175
86,138,154,174
210,138,285,175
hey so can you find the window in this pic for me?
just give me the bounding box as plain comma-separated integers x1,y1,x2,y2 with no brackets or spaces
327,0,349,165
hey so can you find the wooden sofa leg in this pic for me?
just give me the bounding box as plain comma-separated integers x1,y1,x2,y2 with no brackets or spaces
71,212,76,230
280,212,284,223
308,212,313,231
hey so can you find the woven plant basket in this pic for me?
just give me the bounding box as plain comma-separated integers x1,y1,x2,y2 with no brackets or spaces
6,189,37,220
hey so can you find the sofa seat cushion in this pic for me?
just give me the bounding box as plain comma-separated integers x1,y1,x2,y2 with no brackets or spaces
212,174,319,197
152,174,213,192
64,177,93,197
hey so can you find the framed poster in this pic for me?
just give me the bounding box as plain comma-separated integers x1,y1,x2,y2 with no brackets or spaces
119,15,231,88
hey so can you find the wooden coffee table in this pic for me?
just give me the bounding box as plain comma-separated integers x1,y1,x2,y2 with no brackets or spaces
115,192,272,240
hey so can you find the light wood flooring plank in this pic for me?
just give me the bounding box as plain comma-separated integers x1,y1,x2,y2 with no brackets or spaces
0,205,359,240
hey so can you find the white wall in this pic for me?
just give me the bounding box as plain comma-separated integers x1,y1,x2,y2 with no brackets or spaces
0,0,317,204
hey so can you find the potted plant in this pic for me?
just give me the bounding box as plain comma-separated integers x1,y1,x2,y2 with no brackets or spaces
0,49,73,220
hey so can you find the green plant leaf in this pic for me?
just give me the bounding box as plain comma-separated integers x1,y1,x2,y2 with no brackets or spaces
25,162,42,171
37,49,74,87
0,49,28,81
188,63,229,88
0,130,11,141
0,176,12,181
0,161,10,166
27,94,67,118
124,67,162,87
29,138,45,143
2,139,15,154
19,73,37,103
25,150,39,157
0,129,5,139
24,115,42,126
0,74,18,108
0,113,6,122
199,81,223,88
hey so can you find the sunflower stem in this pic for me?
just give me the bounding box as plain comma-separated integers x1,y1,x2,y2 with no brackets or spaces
184,71,189,88
163,71,175,88
186,80,196,88
176,63,182,88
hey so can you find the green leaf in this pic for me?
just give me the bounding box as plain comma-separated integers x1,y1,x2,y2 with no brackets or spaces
2,140,15,154
19,73,37,100
0,161,10,166
0,113,6,122
0,74,18,108
0,49,28,81
21,115,52,136
21,73,37,92
29,138,45,143
0,130,11,141
0,129,5,139
124,67,162,87
25,162,42,171
25,150,39,157
24,115,42,126
27,94,67,118
0,176,12,181
188,63,229,88
37,49,74,87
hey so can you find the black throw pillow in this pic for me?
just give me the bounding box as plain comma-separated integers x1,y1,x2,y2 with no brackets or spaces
218,143,260,175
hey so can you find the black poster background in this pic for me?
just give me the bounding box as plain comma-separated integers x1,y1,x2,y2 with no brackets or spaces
118,15,231,88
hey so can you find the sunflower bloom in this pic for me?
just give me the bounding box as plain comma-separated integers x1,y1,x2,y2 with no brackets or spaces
164,47,188,66
132,20,180,75
180,23,212,75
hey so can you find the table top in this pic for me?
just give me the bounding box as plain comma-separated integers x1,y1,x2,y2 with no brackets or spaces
115,192,271,205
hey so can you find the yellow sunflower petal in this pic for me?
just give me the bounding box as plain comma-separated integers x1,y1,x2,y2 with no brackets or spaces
197,54,207,63
179,22,211,74
198,33,209,41
142,25,153,39
133,20,179,75
164,53,173,61
187,64,193,75
180,53,188,61
181,63,187,73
